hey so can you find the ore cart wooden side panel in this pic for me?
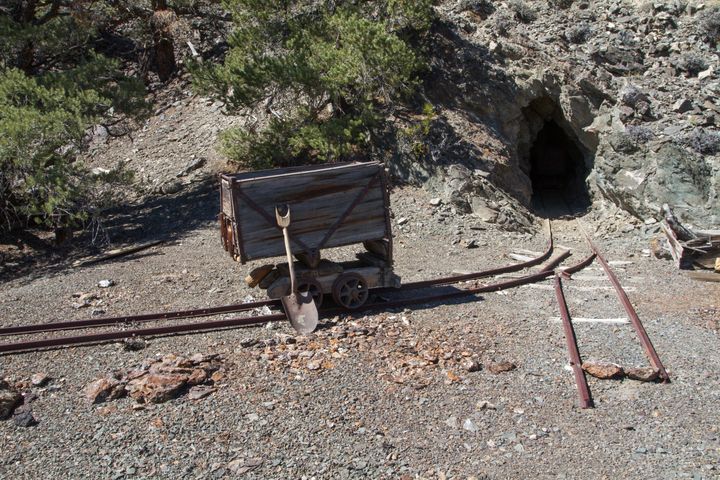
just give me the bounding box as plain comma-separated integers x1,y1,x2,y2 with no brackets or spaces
219,161,390,264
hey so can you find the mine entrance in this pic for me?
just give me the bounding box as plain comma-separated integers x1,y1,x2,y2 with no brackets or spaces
529,119,591,216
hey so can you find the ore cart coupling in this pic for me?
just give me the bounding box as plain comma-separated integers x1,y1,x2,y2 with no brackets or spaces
219,161,400,310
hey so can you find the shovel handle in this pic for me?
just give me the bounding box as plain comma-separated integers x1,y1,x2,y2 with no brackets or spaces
282,226,296,294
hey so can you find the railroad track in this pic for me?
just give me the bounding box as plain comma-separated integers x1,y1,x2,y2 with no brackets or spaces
0,215,670,410
1,222,564,354
536,192,670,409
552,227,670,409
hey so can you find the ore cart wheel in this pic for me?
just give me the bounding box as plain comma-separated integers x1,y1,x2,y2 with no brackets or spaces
332,273,369,310
297,279,324,307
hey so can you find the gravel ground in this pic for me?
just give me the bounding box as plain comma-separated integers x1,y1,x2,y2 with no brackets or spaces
1,184,719,479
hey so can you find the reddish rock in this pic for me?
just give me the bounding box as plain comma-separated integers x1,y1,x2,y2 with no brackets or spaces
488,361,517,374
210,370,226,383
126,373,188,403
125,369,148,381
582,361,624,379
187,369,207,386
625,367,659,382
84,378,125,404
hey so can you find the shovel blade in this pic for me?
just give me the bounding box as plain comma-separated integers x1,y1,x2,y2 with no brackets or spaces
280,291,318,334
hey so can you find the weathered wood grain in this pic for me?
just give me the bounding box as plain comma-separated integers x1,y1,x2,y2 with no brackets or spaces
220,162,389,262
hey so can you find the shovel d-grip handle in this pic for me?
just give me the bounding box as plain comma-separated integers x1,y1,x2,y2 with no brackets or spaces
275,204,296,294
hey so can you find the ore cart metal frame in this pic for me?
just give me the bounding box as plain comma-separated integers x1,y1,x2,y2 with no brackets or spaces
219,161,400,309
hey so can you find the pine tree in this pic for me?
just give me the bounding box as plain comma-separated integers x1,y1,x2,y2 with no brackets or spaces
191,0,434,169
0,1,145,236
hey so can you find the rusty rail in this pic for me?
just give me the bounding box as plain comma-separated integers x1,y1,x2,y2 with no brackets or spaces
1,223,556,338
0,252,598,355
582,232,671,383
554,274,593,409
0,299,278,336
0,313,286,354
385,220,555,291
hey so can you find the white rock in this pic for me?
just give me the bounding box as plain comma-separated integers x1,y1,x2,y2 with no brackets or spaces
463,418,478,433
98,279,115,288
698,66,714,81
429,197,441,206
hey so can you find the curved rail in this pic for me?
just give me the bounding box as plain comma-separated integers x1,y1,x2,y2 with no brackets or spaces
0,251,596,355
0,222,555,337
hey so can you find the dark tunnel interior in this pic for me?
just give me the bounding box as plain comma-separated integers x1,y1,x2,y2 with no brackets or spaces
529,120,591,216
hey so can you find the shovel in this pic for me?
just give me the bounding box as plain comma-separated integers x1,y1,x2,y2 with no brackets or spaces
275,204,319,334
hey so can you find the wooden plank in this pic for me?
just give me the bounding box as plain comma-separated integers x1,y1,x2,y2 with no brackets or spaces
72,241,163,268
662,221,687,268
687,271,720,283
237,188,385,235
507,253,535,262
549,317,629,324
225,161,379,183
221,178,233,214
226,162,389,261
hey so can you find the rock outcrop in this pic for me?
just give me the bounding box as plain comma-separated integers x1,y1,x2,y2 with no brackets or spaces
392,0,719,228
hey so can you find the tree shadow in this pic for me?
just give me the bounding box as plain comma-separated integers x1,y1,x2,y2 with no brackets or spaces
0,176,221,285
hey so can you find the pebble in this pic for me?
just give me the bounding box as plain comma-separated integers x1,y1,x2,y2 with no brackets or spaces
463,418,478,433
98,279,115,288
462,359,482,372
122,339,147,351
698,66,714,81
487,361,517,374
13,410,38,428
477,400,497,410
30,373,50,387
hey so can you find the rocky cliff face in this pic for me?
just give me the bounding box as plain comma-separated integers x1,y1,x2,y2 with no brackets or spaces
396,0,718,228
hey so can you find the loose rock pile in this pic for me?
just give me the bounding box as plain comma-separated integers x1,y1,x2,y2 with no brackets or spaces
242,313,519,391
582,360,659,381
0,374,55,427
84,353,226,404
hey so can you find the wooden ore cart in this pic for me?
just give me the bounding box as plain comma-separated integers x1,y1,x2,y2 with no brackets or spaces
219,161,400,309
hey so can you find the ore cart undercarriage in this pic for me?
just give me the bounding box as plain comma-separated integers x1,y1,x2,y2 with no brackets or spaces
219,161,400,309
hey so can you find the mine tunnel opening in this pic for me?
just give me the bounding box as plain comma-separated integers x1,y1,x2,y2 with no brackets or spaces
521,99,593,217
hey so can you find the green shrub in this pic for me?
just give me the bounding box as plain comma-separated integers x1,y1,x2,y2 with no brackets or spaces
191,0,435,169
0,64,143,233
0,4,145,235
399,103,436,160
